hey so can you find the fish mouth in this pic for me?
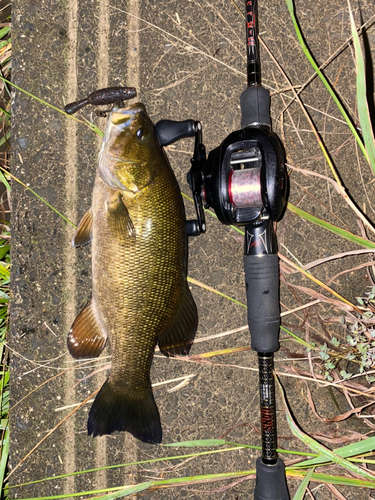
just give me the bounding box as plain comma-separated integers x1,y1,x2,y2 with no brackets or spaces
112,102,146,113
98,103,148,192
101,103,146,163
110,102,146,127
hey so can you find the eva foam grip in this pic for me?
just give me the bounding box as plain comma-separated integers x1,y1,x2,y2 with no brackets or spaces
243,254,280,353
240,85,271,129
254,458,290,500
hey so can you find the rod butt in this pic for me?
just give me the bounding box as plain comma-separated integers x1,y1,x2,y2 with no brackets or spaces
254,458,290,500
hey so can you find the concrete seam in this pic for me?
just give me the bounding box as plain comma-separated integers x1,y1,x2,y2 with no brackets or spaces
63,0,79,494
94,0,110,489
126,0,140,91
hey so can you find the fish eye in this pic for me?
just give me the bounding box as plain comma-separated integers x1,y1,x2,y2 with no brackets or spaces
136,128,144,139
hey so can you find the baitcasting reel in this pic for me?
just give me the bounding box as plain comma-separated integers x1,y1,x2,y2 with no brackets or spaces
155,90,287,233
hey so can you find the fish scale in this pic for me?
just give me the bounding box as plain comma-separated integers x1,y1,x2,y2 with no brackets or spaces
68,103,198,443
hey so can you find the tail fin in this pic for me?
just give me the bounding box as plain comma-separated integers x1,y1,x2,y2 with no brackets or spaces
87,379,162,444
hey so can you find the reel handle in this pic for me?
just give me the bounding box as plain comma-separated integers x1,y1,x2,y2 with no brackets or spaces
155,119,206,236
155,119,197,146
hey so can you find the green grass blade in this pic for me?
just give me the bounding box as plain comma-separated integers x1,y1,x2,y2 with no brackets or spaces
0,166,76,228
164,439,227,447
348,2,375,173
0,27,10,38
292,467,315,500
12,484,146,500
287,469,375,488
0,76,102,136
284,0,369,163
0,40,10,51
187,277,246,307
0,170,10,193
280,327,317,350
16,468,375,500
85,482,154,499
295,436,375,468
288,203,375,249
0,427,9,498
0,264,9,279
14,469,256,500
276,376,375,481
9,447,247,489
0,130,11,149
0,106,10,118
0,246,10,261
164,439,318,459
90,470,255,496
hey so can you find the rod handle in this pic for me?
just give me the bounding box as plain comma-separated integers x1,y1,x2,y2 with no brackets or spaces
254,458,290,500
244,254,280,353
240,85,271,129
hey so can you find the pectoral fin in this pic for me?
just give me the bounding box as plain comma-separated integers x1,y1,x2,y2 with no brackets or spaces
68,297,107,358
107,193,135,237
158,283,198,356
72,209,93,247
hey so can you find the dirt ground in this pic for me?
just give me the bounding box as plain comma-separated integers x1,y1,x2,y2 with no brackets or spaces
9,0,375,498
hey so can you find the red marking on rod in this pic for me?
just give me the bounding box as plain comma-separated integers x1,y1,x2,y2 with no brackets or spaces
250,238,261,248
261,407,273,432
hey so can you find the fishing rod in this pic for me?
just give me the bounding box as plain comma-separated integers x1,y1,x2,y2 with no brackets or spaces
155,0,290,497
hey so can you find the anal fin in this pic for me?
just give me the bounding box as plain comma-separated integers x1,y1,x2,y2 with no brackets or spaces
72,208,93,247
158,283,198,357
68,297,107,358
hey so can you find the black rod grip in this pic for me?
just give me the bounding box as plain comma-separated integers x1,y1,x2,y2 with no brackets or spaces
244,254,280,353
240,85,271,129
254,458,290,500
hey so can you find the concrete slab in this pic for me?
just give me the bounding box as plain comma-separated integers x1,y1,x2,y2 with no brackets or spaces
9,0,375,498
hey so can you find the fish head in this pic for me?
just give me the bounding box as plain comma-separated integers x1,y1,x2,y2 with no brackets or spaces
99,103,161,193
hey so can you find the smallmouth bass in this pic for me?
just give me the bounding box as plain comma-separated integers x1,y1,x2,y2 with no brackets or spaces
68,103,198,444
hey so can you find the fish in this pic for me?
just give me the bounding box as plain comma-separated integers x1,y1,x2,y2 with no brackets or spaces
68,102,198,444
